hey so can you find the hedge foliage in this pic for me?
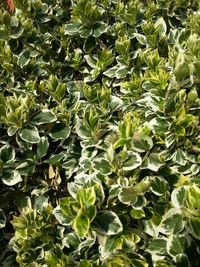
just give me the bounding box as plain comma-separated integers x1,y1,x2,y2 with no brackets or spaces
1,0,200,266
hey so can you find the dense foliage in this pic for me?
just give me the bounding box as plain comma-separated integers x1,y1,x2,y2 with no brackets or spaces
0,0,200,266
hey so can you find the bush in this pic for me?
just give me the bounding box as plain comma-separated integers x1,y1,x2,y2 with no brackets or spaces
0,0,200,266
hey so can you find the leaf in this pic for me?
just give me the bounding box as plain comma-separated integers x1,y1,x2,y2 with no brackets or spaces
188,217,200,239
7,126,18,137
118,187,138,205
133,177,150,194
155,17,167,36
113,138,129,149
32,109,56,125
171,186,187,209
60,197,80,218
76,119,92,139
165,133,175,148
167,235,185,257
160,209,184,235
103,66,118,78
73,212,90,238
130,208,145,219
0,28,10,40
175,149,186,166
45,152,65,164
67,92,80,111
174,254,190,267
49,122,71,140
122,153,142,171
144,153,163,172
149,117,169,133
134,33,147,45
18,50,30,68
115,66,128,79
64,21,81,35
84,55,98,69
37,136,49,158
93,22,107,37
79,27,92,38
19,125,40,144
62,158,77,169
77,187,96,209
1,171,22,186
150,176,169,196
131,134,153,152
92,210,123,235
53,205,72,226
148,237,168,255
93,158,112,175
0,145,15,162
0,209,6,228
16,162,35,175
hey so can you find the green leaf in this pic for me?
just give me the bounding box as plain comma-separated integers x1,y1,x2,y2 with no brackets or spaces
167,235,185,257
174,254,189,267
175,149,186,165
49,122,71,140
133,177,150,194
174,61,190,81
113,138,129,149
18,50,30,68
155,17,167,36
165,133,175,148
16,162,35,175
134,33,147,45
37,136,49,158
93,22,107,37
79,27,92,38
45,152,65,164
32,109,56,125
188,217,200,239
77,187,96,209
150,176,169,196
149,118,169,133
0,209,6,228
131,134,153,152
0,28,10,40
53,205,72,226
160,209,184,235
130,208,145,219
103,66,118,78
144,153,163,172
60,197,80,218
62,158,77,169
186,184,200,210
67,92,80,111
76,119,92,139
84,55,98,69
19,125,40,144
171,186,187,209
93,158,112,175
118,187,138,205
122,153,142,171
64,21,81,35
115,66,128,79
148,237,168,255
92,210,123,235
2,171,22,186
0,145,15,162
73,212,90,238
7,126,18,137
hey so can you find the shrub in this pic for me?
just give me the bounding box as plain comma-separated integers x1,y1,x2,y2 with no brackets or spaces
0,0,200,266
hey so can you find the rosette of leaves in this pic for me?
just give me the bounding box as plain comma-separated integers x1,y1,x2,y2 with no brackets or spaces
64,0,108,38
